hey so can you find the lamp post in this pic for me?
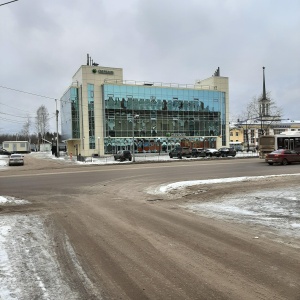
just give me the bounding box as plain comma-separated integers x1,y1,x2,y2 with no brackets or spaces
132,114,139,162
98,137,100,156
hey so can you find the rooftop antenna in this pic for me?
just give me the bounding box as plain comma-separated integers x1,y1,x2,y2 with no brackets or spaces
213,67,220,76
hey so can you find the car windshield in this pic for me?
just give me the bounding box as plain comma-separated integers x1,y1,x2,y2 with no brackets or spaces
271,150,283,154
11,154,22,158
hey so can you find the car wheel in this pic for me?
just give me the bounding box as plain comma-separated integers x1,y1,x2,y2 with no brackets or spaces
282,158,288,165
169,154,173,158
209,153,213,157
128,158,132,161
268,162,273,165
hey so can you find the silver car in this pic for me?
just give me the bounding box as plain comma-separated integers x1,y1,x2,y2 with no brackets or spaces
9,154,24,166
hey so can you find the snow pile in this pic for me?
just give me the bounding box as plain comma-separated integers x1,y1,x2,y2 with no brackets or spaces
0,214,82,300
0,196,102,300
149,174,300,245
185,188,300,241
150,173,300,194
0,156,8,169
0,195,29,205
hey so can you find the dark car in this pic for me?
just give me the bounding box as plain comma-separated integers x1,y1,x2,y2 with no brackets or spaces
218,147,236,157
114,150,132,161
205,148,221,157
169,147,192,159
265,149,300,165
191,148,206,158
0,148,11,156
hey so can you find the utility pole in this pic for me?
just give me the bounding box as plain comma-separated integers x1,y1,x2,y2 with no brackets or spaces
132,114,139,162
56,99,59,157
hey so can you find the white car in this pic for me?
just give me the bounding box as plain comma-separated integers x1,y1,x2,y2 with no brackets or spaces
8,154,24,166
205,148,221,157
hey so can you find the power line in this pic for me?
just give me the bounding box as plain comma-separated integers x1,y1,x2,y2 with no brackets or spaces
0,85,57,100
0,101,34,114
0,111,34,118
0,0,19,6
0,116,25,124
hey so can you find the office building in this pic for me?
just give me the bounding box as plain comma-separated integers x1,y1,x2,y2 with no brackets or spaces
60,61,229,157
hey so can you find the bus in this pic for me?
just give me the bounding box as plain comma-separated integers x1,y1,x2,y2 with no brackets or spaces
259,132,300,159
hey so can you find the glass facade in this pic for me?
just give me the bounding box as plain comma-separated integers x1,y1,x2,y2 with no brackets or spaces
87,84,95,149
103,84,226,153
61,87,80,140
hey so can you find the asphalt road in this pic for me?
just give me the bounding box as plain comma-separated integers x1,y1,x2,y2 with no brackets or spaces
2,156,300,196
1,156,300,299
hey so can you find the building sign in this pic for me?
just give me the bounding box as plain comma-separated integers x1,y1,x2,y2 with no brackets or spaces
92,69,114,75
171,133,186,137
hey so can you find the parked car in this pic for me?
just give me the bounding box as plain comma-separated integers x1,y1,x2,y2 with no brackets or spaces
265,149,300,165
191,148,206,158
218,147,236,157
236,147,244,152
8,153,24,166
169,147,192,159
0,148,11,155
114,150,132,161
205,148,221,157
245,146,256,153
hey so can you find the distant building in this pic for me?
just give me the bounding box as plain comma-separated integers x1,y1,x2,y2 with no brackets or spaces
2,141,31,153
232,119,300,148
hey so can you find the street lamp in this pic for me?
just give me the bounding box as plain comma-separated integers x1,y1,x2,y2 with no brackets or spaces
132,114,139,162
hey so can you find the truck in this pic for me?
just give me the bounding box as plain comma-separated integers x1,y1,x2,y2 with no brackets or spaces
259,135,275,159
169,147,192,159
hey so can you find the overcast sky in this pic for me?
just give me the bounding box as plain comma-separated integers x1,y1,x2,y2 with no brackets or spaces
1,0,299,134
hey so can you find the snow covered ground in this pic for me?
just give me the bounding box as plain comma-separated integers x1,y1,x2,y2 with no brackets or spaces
150,175,300,243
1,151,300,299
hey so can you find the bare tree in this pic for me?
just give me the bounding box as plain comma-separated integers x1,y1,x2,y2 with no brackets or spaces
238,92,282,134
35,105,50,148
20,116,31,142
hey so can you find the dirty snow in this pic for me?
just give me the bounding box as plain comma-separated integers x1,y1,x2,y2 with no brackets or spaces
150,174,300,246
0,212,82,300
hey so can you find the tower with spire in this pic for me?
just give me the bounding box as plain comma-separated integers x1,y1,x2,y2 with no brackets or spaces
259,67,270,117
